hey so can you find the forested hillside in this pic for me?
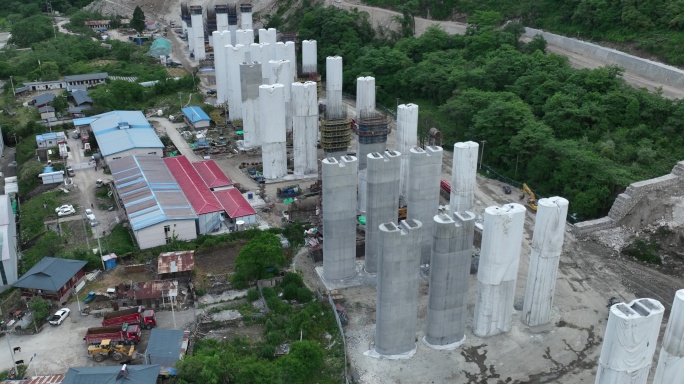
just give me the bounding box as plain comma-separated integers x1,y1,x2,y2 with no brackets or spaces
362,0,684,65
296,6,684,219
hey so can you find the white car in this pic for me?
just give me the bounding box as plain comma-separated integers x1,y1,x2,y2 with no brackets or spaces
55,204,74,213
85,209,96,221
49,308,70,325
57,207,76,217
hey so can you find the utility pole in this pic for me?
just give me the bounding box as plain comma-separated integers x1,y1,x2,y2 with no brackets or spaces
9,76,15,96
479,140,486,170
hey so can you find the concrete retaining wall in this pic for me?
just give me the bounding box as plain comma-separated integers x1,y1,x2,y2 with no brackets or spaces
573,161,684,235
523,28,684,89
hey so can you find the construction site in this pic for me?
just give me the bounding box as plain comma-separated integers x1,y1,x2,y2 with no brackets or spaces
74,0,684,382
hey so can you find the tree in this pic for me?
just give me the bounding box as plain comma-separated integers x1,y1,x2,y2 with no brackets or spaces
232,233,285,285
28,296,51,326
131,6,146,33
9,15,54,47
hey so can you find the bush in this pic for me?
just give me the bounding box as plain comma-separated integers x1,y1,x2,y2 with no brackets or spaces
247,289,260,302
622,238,661,264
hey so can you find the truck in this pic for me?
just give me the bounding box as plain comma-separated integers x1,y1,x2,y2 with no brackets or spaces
277,185,301,198
101,306,156,329
84,324,141,345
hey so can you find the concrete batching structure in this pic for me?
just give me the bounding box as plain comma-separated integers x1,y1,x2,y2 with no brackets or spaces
322,156,359,281
364,150,401,274
397,104,419,197
240,3,253,30
226,44,246,122
424,210,475,348
371,219,422,357
407,146,443,264
292,81,319,176
259,84,287,179
473,203,526,337
190,6,205,60
321,56,350,155
450,141,479,216
240,62,262,149
596,298,664,384
522,197,569,327
653,290,684,384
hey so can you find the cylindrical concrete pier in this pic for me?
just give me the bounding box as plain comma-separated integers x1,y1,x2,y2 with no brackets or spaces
522,196,569,327
653,290,684,384
473,203,526,337
407,146,443,264
449,141,479,216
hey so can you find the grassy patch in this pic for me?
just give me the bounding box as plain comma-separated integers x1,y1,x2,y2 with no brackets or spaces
622,238,662,264
19,191,63,241
100,224,136,256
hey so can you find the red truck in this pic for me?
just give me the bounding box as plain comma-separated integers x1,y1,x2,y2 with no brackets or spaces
101,306,156,329
84,324,141,345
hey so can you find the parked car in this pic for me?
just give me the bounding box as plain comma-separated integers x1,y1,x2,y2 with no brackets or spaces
85,209,96,221
55,204,74,213
206,90,217,95
84,291,96,304
254,176,266,184
49,308,71,325
71,132,80,139
89,220,99,227
57,206,76,217
66,166,75,177
502,185,512,194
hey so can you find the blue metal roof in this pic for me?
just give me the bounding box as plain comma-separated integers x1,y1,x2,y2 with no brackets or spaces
83,111,163,156
182,106,211,123
145,329,184,367
36,132,66,144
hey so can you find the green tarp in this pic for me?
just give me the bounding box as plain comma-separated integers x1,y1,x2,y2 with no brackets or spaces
358,216,366,225
147,37,172,57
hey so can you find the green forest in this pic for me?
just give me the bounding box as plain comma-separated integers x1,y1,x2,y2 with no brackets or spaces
362,0,684,65
290,6,684,219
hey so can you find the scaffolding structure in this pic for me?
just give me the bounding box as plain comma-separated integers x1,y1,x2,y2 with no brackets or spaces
358,112,389,144
321,116,351,153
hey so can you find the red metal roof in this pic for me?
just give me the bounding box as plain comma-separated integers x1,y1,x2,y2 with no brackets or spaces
214,188,256,218
164,156,224,215
158,250,195,274
194,160,232,189
9,375,65,384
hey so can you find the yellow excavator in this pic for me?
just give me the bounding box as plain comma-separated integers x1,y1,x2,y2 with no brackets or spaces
88,339,135,362
520,183,538,211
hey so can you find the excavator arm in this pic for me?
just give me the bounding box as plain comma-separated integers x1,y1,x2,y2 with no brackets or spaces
519,183,538,211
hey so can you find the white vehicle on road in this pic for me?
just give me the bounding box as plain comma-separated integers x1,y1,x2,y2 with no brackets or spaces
55,204,74,213
57,207,76,217
85,209,96,221
49,308,71,325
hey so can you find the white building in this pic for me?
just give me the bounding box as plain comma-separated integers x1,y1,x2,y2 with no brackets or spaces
74,111,164,163
0,195,18,289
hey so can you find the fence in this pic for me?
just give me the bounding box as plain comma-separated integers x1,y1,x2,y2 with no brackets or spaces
327,294,350,384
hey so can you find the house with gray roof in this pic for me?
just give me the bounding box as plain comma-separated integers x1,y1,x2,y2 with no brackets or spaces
110,155,198,250
64,72,108,88
71,89,93,107
31,93,55,108
13,257,87,304
62,364,160,384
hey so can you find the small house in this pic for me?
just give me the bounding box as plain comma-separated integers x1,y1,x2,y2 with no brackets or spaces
38,166,64,185
157,250,194,279
181,106,211,129
35,132,67,148
71,89,94,107
13,257,87,305
31,93,56,108
38,106,56,120
62,365,160,384
144,329,190,377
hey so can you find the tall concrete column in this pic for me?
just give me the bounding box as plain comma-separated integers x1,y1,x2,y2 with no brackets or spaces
302,40,317,74
397,103,418,197
190,6,205,60
653,290,684,384
236,29,254,47
373,220,422,357
259,84,287,179
213,30,230,104
268,60,293,133
240,62,262,148
407,146,443,264
322,156,359,281
473,203,526,337
258,28,277,44
225,44,246,121
596,298,664,384
292,81,319,176
449,141,479,216
215,5,228,32
424,211,475,348
240,4,253,30
325,56,344,119
364,150,401,274
522,196,569,327
227,5,238,45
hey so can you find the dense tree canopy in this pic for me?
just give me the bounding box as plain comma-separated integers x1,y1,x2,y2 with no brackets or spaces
294,6,684,218
131,6,145,33
232,232,285,285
